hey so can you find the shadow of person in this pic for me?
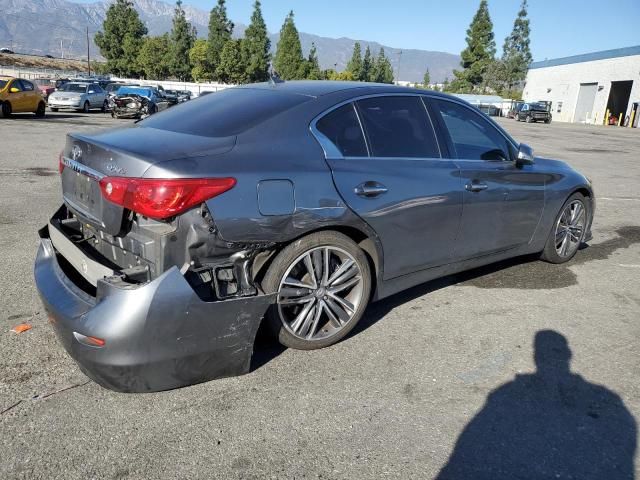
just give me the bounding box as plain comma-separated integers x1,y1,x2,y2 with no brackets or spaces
437,330,637,480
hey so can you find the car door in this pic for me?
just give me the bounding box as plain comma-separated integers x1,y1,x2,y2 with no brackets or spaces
20,80,39,111
9,79,27,112
429,98,545,260
315,95,463,280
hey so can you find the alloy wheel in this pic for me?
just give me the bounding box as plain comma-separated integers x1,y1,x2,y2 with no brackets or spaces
277,246,364,341
554,200,586,258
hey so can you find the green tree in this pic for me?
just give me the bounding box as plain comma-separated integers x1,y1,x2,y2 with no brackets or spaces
346,42,362,80
189,39,212,81
242,0,270,82
452,0,496,91
138,35,171,80
371,48,394,84
94,0,147,77
502,0,532,90
207,0,234,79
361,46,373,82
169,0,196,81
305,42,322,80
216,39,248,84
423,68,431,87
273,11,304,80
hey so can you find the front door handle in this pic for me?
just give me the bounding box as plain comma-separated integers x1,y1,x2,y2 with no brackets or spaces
355,181,388,198
465,181,489,192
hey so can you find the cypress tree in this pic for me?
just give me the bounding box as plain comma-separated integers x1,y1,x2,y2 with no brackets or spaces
346,42,363,80
423,69,431,87
361,45,373,82
451,0,496,91
207,0,234,79
273,11,304,80
94,0,147,77
305,42,322,80
169,0,196,81
372,48,394,84
502,0,532,89
243,0,270,83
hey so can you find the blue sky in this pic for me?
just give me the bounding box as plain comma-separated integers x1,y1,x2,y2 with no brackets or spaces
75,0,640,61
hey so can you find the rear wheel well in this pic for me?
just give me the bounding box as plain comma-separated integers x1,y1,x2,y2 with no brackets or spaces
253,226,380,295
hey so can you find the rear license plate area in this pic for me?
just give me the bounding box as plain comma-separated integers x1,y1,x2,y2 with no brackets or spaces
73,172,95,210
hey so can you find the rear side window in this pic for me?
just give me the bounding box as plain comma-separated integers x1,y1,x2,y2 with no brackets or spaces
316,104,368,157
140,88,310,137
20,80,34,91
433,99,511,161
356,96,440,158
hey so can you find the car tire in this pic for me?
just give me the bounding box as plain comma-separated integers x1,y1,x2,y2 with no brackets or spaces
50,107,58,112
101,100,108,113
540,192,590,264
1,101,11,118
35,102,46,117
82,101,90,113
262,231,372,350
526,115,533,123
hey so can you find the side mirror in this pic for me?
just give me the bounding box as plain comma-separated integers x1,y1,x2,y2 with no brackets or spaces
9,87,19,93
516,143,535,167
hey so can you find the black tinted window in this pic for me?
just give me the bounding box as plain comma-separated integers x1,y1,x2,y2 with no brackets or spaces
434,99,511,161
140,88,310,137
316,104,367,157
20,80,34,91
356,96,439,158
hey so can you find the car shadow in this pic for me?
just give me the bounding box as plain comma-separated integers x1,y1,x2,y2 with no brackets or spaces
435,330,637,479
249,226,640,373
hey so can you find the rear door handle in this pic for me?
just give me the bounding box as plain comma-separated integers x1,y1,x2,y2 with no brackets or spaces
355,181,388,197
465,181,489,192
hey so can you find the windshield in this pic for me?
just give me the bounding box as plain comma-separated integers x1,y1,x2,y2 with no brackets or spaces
140,88,310,137
60,83,87,93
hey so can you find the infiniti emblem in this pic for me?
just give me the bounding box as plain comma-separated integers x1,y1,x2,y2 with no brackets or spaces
71,145,83,161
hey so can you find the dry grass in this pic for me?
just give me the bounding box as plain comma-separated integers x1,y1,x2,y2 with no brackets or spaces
0,53,91,72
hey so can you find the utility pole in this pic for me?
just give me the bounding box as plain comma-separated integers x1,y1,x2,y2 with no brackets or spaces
60,39,64,59
86,26,91,76
396,50,403,84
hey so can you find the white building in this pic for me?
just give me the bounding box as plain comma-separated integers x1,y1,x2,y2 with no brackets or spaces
523,46,640,126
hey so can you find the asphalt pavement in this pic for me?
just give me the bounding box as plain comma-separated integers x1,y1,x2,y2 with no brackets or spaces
0,110,638,479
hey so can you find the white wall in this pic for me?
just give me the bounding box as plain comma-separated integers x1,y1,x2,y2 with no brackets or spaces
111,77,233,97
523,54,640,124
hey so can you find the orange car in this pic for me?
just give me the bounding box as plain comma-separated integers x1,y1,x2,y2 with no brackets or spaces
0,76,46,117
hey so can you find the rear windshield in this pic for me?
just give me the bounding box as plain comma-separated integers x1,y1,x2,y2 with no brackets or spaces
60,83,88,93
530,103,547,111
140,88,310,137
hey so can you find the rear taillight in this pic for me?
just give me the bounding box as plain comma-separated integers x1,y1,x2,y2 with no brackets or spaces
98,177,236,220
58,151,64,174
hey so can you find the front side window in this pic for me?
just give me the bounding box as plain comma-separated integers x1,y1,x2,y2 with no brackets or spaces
10,80,23,92
315,103,368,157
433,99,511,161
356,96,440,158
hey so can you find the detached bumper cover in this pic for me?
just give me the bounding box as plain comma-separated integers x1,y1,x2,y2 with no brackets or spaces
34,227,276,393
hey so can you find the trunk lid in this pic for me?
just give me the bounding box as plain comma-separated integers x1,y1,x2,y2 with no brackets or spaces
61,126,236,235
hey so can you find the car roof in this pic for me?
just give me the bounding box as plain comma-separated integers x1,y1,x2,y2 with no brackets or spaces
236,80,455,99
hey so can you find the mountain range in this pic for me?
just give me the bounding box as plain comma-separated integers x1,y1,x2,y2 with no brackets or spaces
0,0,461,82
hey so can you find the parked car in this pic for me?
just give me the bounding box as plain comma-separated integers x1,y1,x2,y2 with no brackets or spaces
32,78,56,100
0,47,14,54
507,101,524,119
517,102,552,123
163,89,181,105
35,81,594,392
0,76,46,117
176,90,192,102
48,82,108,112
109,85,170,118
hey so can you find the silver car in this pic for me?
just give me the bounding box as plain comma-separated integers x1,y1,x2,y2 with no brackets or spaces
48,82,108,113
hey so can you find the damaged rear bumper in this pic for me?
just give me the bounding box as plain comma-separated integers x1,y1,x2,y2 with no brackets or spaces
34,225,276,393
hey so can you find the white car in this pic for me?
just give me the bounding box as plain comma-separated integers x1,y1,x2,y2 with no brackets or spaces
48,82,108,113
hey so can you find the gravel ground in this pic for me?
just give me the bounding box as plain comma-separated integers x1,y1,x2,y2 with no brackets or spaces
0,110,638,479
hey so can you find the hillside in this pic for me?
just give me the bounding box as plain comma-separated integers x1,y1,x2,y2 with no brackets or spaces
0,0,460,82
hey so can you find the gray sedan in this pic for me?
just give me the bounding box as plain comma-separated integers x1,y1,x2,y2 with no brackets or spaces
48,82,108,113
34,81,594,392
